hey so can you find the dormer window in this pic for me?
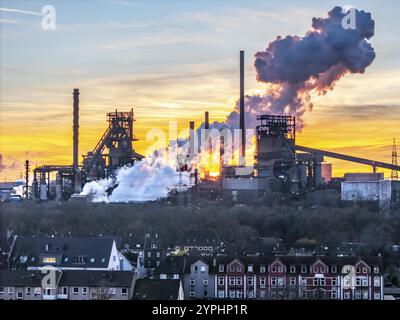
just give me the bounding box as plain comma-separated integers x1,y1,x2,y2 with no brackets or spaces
43,257,56,264
90,258,95,263
219,265,224,272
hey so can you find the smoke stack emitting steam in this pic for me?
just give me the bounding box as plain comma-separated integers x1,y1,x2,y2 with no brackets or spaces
73,89,79,170
82,6,375,202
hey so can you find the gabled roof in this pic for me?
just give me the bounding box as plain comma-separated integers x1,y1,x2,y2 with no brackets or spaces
59,270,133,287
177,230,223,246
155,255,186,275
9,236,116,269
133,279,181,300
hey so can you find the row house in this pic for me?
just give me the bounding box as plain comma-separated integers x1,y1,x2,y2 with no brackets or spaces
0,270,136,300
183,256,384,300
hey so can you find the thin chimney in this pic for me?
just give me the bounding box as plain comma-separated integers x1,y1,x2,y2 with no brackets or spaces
239,50,245,162
73,89,80,170
189,121,195,158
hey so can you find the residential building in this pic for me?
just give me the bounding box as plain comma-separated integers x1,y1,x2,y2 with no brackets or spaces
8,236,128,271
183,257,215,299
155,255,186,280
175,230,225,256
133,279,184,300
0,269,135,300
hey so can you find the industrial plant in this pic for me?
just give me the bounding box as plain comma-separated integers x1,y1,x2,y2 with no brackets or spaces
20,51,400,209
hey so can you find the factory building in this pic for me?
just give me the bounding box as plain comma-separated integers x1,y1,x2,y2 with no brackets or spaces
341,173,392,208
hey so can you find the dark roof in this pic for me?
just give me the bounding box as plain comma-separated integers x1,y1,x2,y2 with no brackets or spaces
177,230,223,246
133,279,181,300
0,270,133,288
9,236,116,269
59,270,134,287
0,270,61,287
154,255,186,275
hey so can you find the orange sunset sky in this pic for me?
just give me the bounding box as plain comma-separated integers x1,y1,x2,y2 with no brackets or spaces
0,0,399,182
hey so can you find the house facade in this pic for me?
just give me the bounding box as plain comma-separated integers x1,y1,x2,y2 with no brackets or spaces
183,256,384,300
0,270,135,300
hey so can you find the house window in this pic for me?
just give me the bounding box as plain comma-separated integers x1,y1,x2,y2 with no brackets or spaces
278,266,283,273
121,288,128,296
320,267,325,273
301,266,307,273
218,277,224,286
373,267,379,274
344,291,350,299
301,291,307,299
73,287,79,294
203,280,208,286
374,276,380,287
43,257,56,263
173,274,179,279
236,277,242,286
356,278,361,286
82,287,88,295
290,266,296,273
229,291,235,299
320,278,326,286
0,287,5,294
194,266,199,272
313,267,318,273
147,252,151,258
62,287,67,295
271,267,277,273
26,287,31,295
200,266,206,273
290,277,296,286
219,265,224,272
299,277,307,286
190,291,195,297
236,291,242,299
17,292,23,299
260,266,266,273
208,247,212,251
362,267,368,273
236,267,242,272
218,291,224,298
260,277,266,287
362,278,368,286
190,279,196,286
8,287,13,294
331,266,337,273
271,277,277,286
45,289,51,296
248,277,254,286
277,277,284,286
313,278,319,286
356,267,361,273
248,265,253,273
248,291,254,299
374,292,380,300
290,292,296,299
332,290,338,299
271,292,277,299
229,266,235,272
332,278,337,286
229,277,235,286
160,274,167,280
355,290,361,299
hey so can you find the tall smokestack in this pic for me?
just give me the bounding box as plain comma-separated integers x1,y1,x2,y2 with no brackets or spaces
73,88,79,170
205,111,209,130
240,50,245,161
189,121,195,158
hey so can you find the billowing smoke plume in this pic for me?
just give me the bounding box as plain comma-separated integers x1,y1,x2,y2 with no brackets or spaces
81,150,190,203
224,6,375,130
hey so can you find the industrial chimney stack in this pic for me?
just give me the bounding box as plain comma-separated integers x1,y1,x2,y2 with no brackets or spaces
73,88,79,170
240,50,245,161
